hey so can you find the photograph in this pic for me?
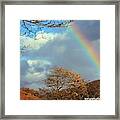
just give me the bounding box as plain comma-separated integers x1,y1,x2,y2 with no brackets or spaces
20,20,100,100
1,1,118,118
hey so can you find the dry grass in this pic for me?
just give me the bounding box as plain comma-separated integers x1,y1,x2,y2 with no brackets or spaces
20,80,100,100
87,80,100,98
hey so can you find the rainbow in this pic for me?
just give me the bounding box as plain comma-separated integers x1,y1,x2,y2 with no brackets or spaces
69,22,100,71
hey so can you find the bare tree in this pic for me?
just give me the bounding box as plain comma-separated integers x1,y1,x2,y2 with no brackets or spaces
20,20,74,54
20,20,73,38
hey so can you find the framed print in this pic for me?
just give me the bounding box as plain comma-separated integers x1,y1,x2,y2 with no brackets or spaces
0,0,119,119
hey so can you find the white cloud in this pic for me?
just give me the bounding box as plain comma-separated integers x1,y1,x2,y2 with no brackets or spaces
24,59,52,82
27,59,51,68
20,31,68,51
20,36,43,50
55,45,66,54
35,31,58,43
25,71,46,81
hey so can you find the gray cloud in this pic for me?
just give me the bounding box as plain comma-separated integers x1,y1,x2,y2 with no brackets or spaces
20,60,29,75
21,21,100,88
76,20,100,41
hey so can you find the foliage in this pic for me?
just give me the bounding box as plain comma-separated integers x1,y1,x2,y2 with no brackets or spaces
44,67,88,100
20,67,100,100
86,80,100,98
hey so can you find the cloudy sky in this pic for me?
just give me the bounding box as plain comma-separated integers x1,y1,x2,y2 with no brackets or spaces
20,20,100,89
